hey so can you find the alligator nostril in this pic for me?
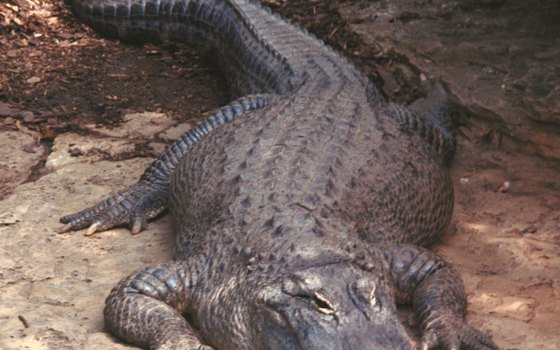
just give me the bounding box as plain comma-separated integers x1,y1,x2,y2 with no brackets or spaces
354,278,377,307
313,292,335,314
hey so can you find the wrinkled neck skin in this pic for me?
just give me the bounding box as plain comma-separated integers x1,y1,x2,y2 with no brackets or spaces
186,236,414,350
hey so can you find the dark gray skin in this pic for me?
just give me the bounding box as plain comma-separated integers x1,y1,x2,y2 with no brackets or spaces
61,0,500,349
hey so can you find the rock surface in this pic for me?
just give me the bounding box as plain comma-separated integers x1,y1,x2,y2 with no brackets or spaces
0,127,44,202
341,0,560,160
0,116,177,349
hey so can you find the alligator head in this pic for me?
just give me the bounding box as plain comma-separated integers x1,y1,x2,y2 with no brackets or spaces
249,254,414,350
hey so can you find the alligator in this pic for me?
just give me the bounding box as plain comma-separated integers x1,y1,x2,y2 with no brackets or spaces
60,0,500,349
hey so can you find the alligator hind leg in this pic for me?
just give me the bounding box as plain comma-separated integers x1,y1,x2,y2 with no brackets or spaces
60,94,275,235
383,79,456,165
381,244,500,350
104,257,213,349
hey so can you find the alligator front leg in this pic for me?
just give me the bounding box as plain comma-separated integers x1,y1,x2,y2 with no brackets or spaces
104,258,212,350
60,94,274,235
381,244,499,350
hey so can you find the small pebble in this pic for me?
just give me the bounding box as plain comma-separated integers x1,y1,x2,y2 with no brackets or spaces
27,76,41,84
496,181,511,193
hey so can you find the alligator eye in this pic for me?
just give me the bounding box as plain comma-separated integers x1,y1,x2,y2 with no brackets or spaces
313,292,335,315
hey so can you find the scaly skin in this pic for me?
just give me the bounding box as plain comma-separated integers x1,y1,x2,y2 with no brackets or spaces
60,0,499,349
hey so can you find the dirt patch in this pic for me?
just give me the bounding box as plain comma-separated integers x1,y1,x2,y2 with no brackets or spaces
0,0,228,198
1,0,559,349
0,0,228,124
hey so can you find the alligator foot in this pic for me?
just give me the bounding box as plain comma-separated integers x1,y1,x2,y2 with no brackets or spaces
59,181,167,235
104,259,211,350
420,313,499,350
381,244,500,350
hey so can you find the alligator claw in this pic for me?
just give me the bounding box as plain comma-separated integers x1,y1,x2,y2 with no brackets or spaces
83,222,99,236
58,223,74,234
131,216,146,235
421,314,499,350
59,182,167,235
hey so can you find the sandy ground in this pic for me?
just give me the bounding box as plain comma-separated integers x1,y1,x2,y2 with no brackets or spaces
0,0,559,349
